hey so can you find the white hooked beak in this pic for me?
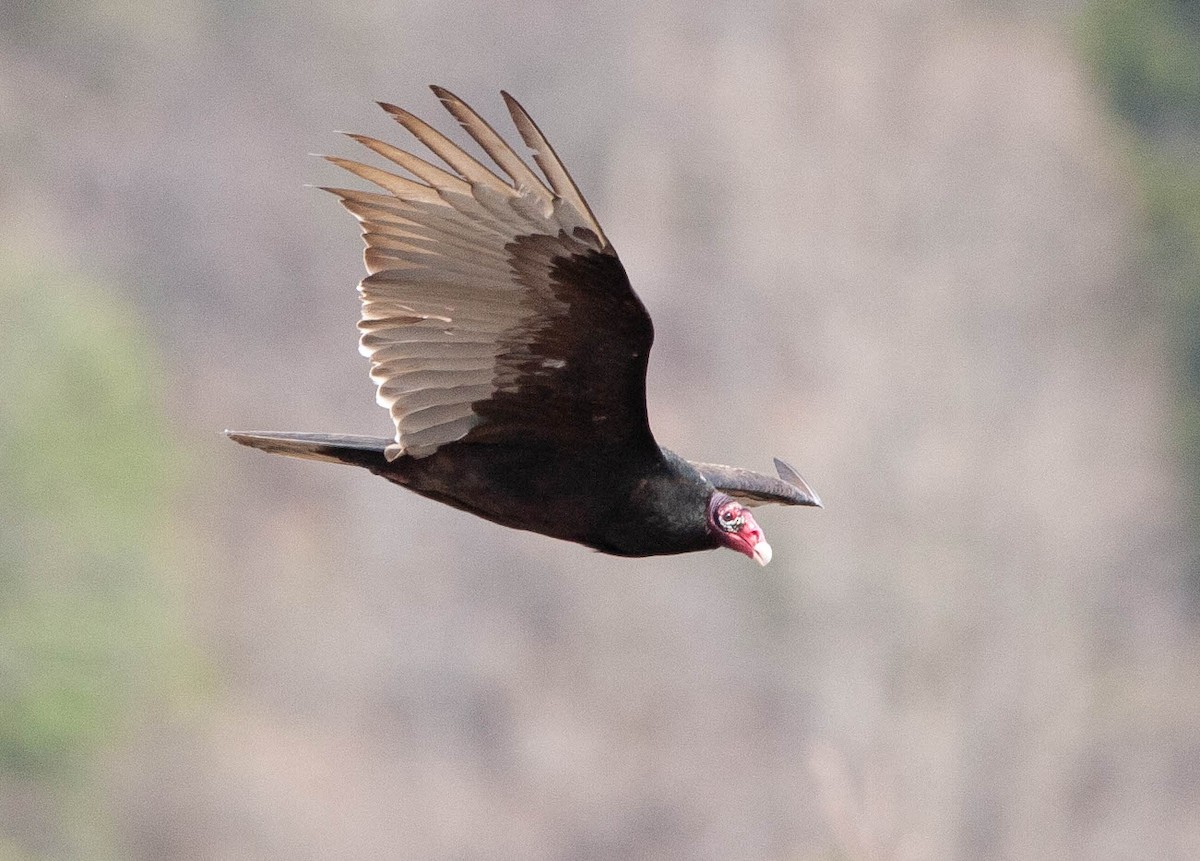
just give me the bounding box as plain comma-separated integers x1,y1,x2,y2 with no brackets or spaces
751,538,773,567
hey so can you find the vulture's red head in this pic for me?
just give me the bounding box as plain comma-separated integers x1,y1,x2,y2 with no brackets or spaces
708,493,772,566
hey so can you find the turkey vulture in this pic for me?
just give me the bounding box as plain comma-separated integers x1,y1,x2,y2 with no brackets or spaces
228,87,820,564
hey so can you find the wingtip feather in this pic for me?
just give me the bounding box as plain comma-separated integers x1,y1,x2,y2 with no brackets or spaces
774,458,822,508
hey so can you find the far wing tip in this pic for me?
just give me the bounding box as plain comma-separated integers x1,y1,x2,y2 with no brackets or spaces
774,457,822,508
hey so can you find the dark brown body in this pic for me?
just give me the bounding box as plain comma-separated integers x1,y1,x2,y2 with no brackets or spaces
373,441,719,557
230,431,721,556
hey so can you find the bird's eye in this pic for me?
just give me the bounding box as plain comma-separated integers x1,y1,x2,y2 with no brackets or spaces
718,508,744,532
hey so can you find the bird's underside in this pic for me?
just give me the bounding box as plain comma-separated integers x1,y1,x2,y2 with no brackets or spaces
227,430,819,558
228,87,820,564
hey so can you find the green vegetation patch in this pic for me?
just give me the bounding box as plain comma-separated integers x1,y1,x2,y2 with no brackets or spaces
0,256,199,857
1082,0,1200,580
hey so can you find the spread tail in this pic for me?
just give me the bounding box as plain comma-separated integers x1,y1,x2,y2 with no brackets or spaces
225,430,391,470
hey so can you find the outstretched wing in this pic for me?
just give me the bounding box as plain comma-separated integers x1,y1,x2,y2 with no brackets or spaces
324,87,655,460
691,457,822,508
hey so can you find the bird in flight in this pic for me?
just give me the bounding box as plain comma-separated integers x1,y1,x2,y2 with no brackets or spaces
228,87,820,565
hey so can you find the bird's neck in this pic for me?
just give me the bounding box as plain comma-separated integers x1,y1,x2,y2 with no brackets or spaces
594,449,717,557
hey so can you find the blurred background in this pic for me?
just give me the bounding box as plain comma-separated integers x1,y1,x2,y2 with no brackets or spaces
3,0,1200,858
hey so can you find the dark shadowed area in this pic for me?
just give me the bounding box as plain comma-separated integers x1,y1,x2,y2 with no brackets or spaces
3,1,1199,858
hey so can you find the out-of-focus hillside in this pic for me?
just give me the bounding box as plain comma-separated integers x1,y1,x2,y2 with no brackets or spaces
2,1,1198,859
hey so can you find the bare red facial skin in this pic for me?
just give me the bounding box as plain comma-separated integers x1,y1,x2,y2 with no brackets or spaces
708,495,772,565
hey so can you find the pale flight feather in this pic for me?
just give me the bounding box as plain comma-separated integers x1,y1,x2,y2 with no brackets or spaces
323,87,614,460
